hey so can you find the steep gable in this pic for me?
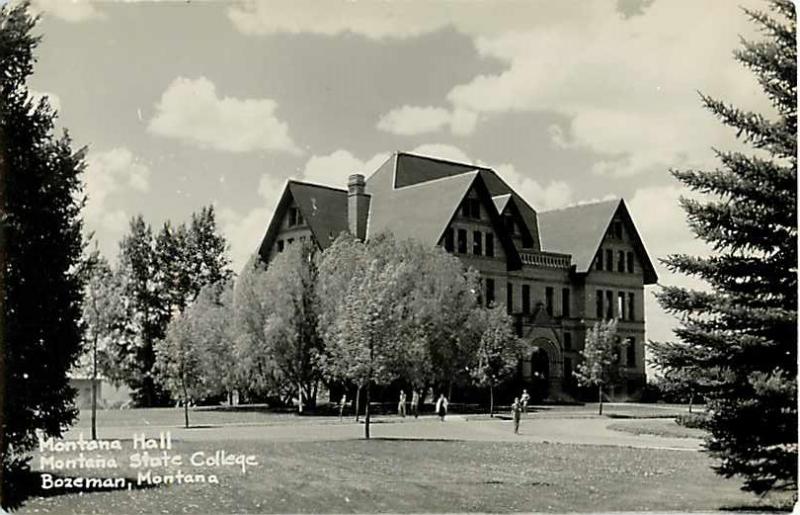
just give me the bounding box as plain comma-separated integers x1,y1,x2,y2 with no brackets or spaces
537,199,657,284
256,181,348,261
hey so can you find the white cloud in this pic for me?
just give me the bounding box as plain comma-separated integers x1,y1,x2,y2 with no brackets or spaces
220,173,288,272
377,106,451,136
147,76,300,154
30,0,104,22
302,149,390,188
377,106,479,136
445,0,766,176
83,147,151,237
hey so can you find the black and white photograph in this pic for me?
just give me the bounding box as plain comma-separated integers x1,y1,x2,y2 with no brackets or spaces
0,0,796,512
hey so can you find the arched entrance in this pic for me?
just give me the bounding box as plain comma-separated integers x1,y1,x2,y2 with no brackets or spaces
519,333,563,401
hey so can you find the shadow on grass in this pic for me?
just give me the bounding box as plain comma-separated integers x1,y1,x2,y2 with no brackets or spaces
372,437,466,443
720,503,794,512
4,470,158,511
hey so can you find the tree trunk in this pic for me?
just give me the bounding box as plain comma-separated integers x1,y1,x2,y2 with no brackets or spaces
0,120,6,507
183,383,189,429
364,382,371,440
91,333,98,440
688,392,694,414
355,385,361,422
489,384,494,418
598,385,604,416
297,381,304,414
447,381,453,401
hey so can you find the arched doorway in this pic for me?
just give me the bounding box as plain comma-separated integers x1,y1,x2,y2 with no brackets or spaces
529,348,549,401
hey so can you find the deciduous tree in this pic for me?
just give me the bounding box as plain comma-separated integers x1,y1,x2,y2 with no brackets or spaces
468,306,521,417
575,319,621,415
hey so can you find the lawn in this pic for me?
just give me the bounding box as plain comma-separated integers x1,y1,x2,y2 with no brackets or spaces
607,419,709,439
19,437,792,513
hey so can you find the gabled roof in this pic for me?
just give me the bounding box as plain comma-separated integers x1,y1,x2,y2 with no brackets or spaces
537,199,658,284
369,152,542,251
257,180,348,260
366,163,521,270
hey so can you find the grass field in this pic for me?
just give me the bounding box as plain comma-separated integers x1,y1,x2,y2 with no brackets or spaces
20,437,793,513
607,419,709,439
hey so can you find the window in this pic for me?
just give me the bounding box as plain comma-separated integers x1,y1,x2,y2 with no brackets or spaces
605,249,613,271
277,240,284,252
564,332,572,351
288,207,303,227
605,290,613,319
486,233,495,257
522,284,531,314
596,290,603,318
564,358,573,381
486,278,495,306
596,250,604,271
628,292,635,321
561,288,571,318
507,283,513,313
614,337,622,363
521,232,534,249
470,198,481,219
617,251,625,272
287,238,294,245
444,228,454,252
457,229,467,254
614,221,623,239
545,287,554,316
627,251,634,273
473,231,483,256
462,198,480,219
618,292,625,320
626,337,636,366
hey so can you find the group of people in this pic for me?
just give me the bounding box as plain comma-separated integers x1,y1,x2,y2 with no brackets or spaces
339,388,533,431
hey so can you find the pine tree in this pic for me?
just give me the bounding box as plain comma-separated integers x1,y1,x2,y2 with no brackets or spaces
1,2,86,506
648,0,796,495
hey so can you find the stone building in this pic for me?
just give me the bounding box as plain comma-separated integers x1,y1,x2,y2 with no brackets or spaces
257,152,657,400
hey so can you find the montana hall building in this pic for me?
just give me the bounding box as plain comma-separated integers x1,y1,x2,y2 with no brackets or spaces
257,152,657,400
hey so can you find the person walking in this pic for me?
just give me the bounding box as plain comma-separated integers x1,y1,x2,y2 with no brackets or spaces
511,397,522,434
520,389,530,414
398,390,407,418
339,394,347,421
410,390,420,418
435,393,448,422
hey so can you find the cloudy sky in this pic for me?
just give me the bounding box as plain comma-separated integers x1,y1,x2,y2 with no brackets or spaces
27,0,771,350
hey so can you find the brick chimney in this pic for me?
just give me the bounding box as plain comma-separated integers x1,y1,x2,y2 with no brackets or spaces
347,174,370,240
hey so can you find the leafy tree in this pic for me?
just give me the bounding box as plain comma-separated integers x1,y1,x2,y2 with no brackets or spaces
1,2,87,506
575,319,621,415
259,243,324,412
114,216,170,406
80,247,125,439
468,305,521,417
320,257,412,438
648,0,796,495
190,281,238,402
154,313,203,428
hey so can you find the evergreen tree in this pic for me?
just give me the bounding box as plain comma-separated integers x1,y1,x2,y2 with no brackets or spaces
187,205,232,291
648,0,796,495
1,2,86,505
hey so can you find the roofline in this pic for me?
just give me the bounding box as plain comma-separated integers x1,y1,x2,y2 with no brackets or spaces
395,151,493,172
394,169,481,191
539,197,620,214
286,179,347,193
